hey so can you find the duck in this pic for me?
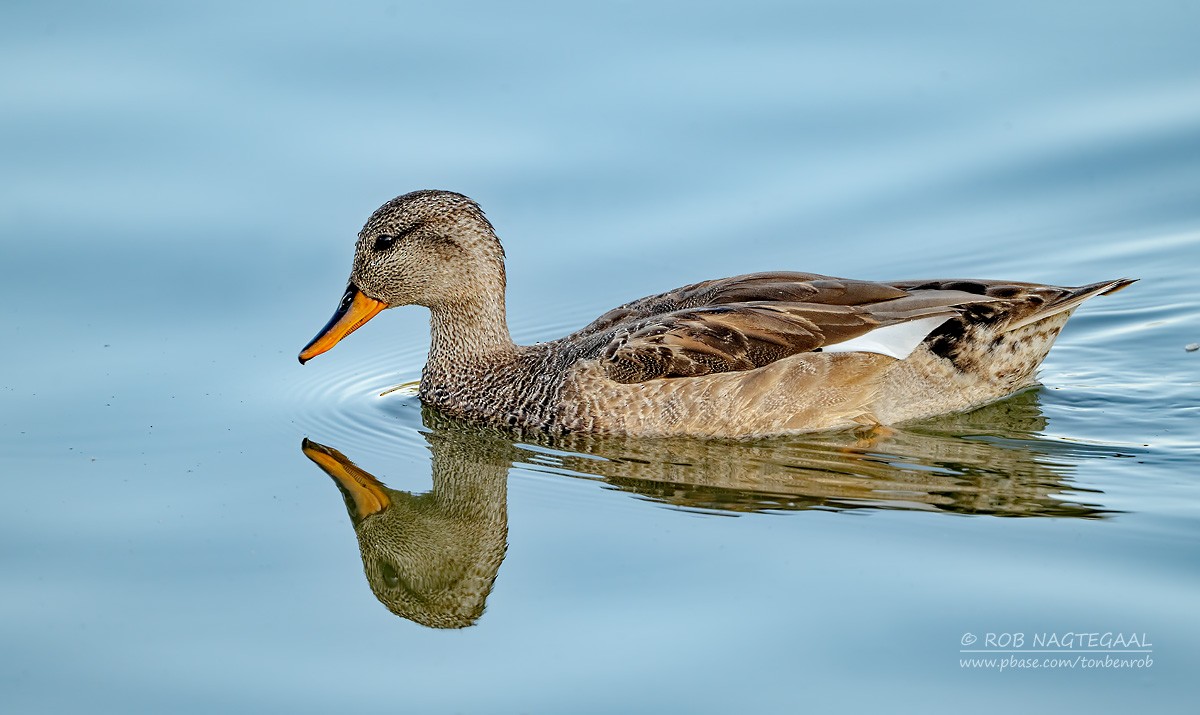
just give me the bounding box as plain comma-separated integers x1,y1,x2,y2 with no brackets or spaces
298,190,1134,438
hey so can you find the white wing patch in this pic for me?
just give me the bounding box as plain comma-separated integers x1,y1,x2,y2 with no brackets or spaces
822,315,951,360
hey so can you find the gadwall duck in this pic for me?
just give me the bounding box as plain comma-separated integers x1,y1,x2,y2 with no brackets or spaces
298,190,1134,438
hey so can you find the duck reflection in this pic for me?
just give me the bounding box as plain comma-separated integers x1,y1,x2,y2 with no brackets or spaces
302,429,511,629
303,388,1116,627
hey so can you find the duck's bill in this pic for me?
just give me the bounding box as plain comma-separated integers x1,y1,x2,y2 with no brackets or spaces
298,283,387,364
301,438,391,521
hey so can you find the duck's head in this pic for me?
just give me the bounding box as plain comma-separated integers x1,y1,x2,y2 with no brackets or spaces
299,190,504,364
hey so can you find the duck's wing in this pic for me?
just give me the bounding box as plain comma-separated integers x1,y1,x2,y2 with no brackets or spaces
577,272,1000,384
596,298,974,384
569,272,914,339
580,273,1134,385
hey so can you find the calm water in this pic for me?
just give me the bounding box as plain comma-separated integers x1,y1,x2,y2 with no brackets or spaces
3,1,1199,712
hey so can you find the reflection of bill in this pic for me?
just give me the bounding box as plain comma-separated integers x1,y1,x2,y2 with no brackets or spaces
302,395,1119,628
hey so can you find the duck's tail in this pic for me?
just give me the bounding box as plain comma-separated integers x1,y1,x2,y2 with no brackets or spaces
1002,277,1137,333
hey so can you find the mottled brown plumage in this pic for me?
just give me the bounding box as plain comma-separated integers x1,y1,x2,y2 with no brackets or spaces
298,190,1135,437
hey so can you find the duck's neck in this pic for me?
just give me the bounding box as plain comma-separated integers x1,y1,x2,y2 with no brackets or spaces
425,294,518,379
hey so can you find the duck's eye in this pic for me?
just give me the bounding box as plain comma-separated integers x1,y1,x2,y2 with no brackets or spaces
372,223,423,251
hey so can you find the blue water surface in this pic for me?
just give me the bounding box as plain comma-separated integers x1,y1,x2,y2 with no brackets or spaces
2,1,1199,713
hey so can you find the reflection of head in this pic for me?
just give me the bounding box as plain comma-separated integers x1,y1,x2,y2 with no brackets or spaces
302,429,511,628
